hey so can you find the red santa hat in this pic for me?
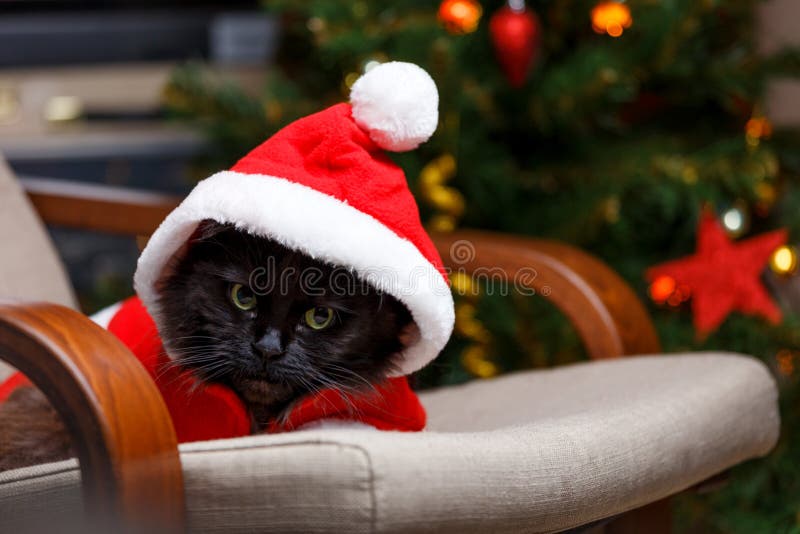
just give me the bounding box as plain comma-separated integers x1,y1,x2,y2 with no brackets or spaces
134,62,455,376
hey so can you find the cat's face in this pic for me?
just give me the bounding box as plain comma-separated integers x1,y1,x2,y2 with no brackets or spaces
157,221,413,420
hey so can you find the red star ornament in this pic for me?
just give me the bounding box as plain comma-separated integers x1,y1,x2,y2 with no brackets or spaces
646,210,787,336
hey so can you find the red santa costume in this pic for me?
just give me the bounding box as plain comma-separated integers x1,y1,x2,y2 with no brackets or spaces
0,62,455,442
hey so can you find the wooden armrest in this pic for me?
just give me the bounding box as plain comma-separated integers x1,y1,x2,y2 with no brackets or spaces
0,302,184,532
21,177,180,236
433,230,660,358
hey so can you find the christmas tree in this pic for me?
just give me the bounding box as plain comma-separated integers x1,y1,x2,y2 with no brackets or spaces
165,1,800,530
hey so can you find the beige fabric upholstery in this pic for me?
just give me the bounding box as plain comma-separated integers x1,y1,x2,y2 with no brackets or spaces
0,156,76,309
0,353,780,533
0,155,76,380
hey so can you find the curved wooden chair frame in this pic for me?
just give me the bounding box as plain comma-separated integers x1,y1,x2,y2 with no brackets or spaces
432,230,660,358
0,302,184,532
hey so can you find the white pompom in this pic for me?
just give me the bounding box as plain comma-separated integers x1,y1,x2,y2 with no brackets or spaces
350,62,439,152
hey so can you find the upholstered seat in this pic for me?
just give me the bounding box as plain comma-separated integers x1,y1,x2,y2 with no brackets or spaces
0,352,778,533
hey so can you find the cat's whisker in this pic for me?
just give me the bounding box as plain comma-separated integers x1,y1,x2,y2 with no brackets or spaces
305,371,364,417
318,369,386,411
311,368,393,417
170,335,226,343
291,370,347,415
154,351,227,380
185,364,233,395
157,357,231,389
319,364,379,393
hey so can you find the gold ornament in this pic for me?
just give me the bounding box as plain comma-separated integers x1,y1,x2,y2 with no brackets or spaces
450,271,475,296
452,258,498,378
461,345,499,378
438,0,483,35
419,150,491,377
770,245,798,276
455,302,492,343
455,298,498,377
591,1,632,38
429,214,458,233
419,153,465,230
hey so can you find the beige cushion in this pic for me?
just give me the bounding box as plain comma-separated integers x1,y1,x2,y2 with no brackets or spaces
0,155,76,380
0,353,779,532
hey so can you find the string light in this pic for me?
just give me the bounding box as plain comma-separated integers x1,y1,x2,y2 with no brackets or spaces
649,275,676,303
591,1,632,38
361,53,388,74
777,349,799,377
770,245,798,276
721,203,749,237
306,17,325,33
438,0,483,35
649,275,691,307
745,116,772,147
363,60,381,73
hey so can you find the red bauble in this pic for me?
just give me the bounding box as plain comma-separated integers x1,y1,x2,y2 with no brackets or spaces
646,210,787,336
489,3,541,88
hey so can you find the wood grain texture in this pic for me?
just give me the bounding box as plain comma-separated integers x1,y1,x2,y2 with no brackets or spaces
0,301,184,532
22,177,180,236
433,229,661,358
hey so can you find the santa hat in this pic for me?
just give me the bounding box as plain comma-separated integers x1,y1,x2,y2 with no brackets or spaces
134,62,455,376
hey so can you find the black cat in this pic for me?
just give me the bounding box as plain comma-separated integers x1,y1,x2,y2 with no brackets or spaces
157,221,413,427
0,221,413,469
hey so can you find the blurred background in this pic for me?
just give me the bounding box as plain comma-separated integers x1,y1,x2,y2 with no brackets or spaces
3,0,800,531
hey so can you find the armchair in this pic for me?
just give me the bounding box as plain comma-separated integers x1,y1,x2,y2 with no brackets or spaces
0,158,779,533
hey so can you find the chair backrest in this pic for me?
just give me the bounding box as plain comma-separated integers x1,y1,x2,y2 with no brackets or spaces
0,156,76,309
0,155,77,380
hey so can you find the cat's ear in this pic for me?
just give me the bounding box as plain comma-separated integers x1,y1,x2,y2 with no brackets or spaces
191,219,232,243
397,322,420,350
154,220,229,294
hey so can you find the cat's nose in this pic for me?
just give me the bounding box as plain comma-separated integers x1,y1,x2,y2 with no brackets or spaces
255,330,284,360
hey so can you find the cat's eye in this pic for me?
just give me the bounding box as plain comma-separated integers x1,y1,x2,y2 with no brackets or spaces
230,283,257,311
304,306,334,330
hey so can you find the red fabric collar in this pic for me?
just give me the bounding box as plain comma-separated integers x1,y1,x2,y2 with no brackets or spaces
1,297,426,442
107,297,426,442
